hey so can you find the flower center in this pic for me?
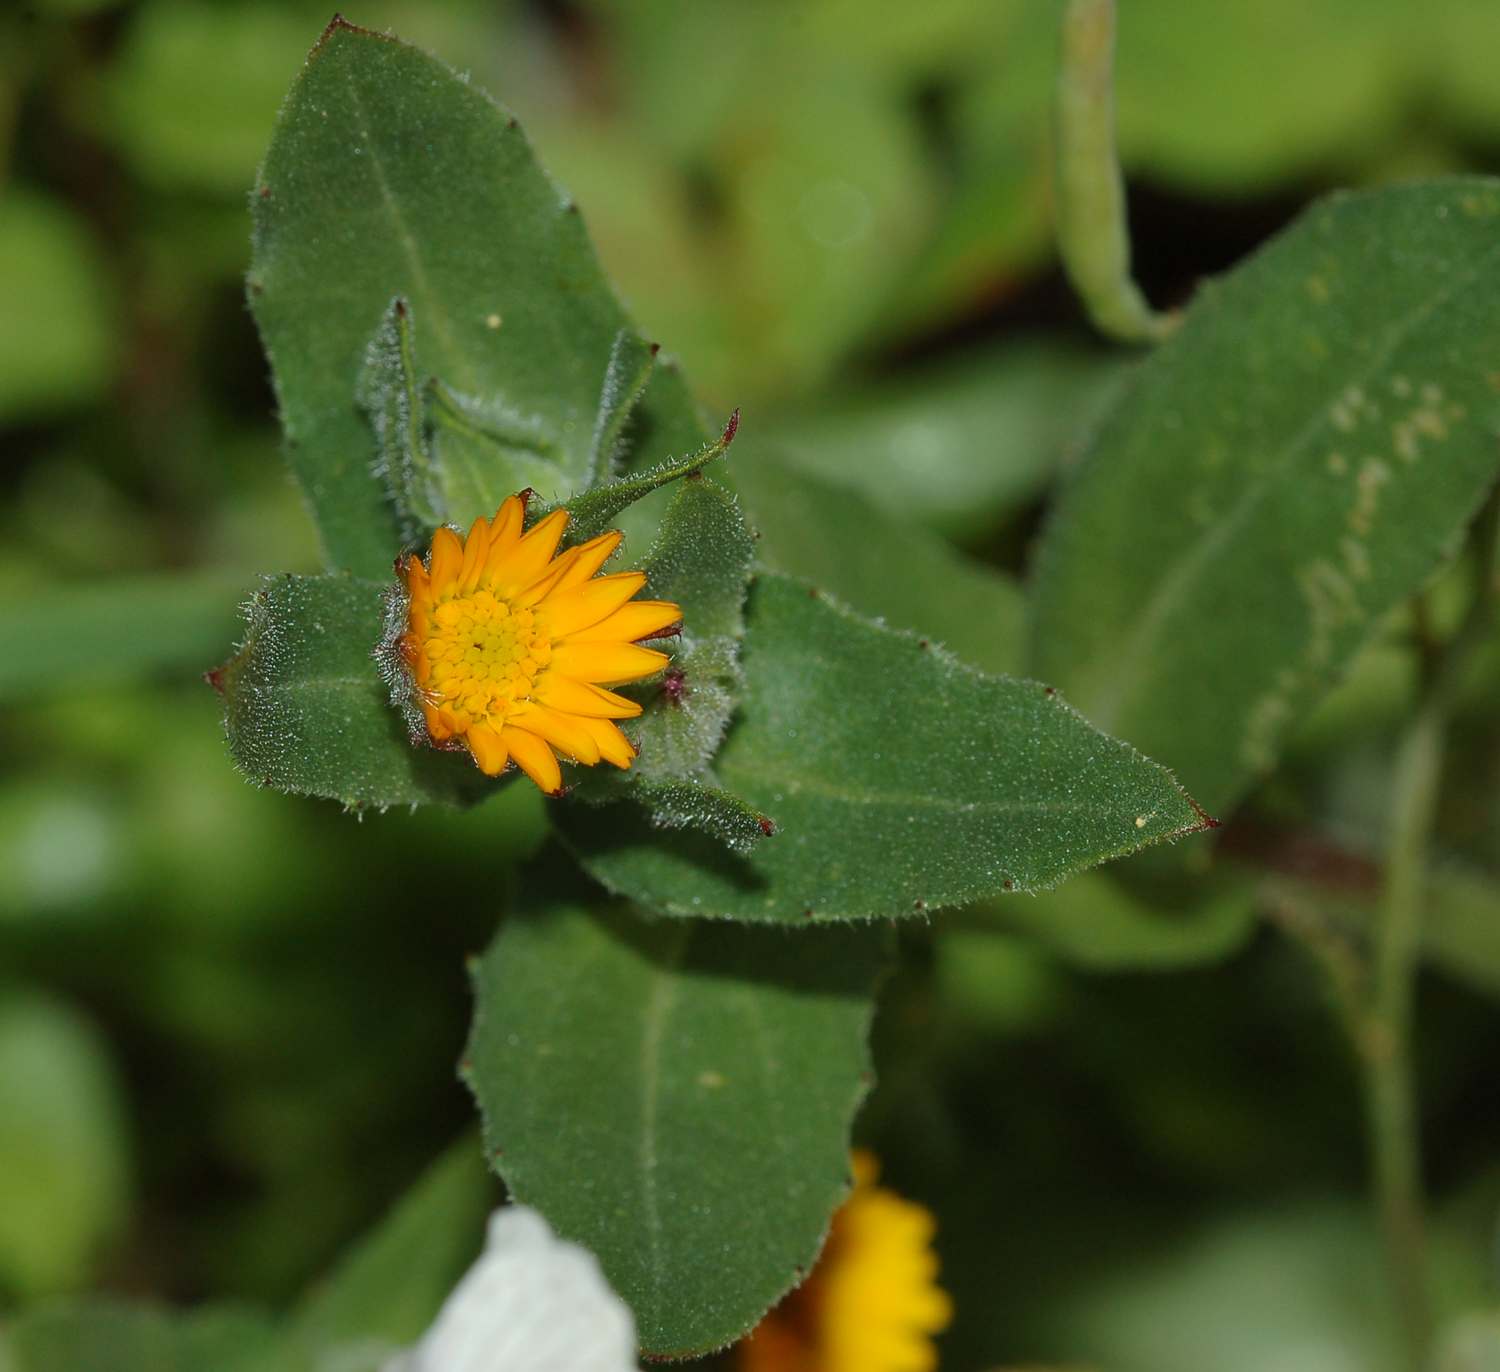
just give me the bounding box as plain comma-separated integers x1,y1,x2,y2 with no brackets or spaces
419,589,552,727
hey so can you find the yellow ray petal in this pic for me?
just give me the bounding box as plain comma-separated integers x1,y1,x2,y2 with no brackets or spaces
548,530,622,595
541,572,648,640
428,526,464,592
577,716,636,769
458,514,492,593
477,497,526,582
490,493,527,552
502,725,562,794
464,721,508,776
574,598,682,644
551,641,669,684
486,508,569,594
509,703,601,765
533,673,642,719
513,544,582,609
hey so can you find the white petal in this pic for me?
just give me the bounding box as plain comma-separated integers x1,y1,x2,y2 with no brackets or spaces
384,1206,636,1372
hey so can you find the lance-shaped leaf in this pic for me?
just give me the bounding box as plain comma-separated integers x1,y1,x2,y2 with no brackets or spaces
213,574,493,810
556,574,1212,922
249,18,699,575
1031,178,1500,817
464,863,888,1355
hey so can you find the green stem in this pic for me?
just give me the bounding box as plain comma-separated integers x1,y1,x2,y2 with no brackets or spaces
1359,489,1498,1369
1054,0,1176,344
1364,694,1439,1370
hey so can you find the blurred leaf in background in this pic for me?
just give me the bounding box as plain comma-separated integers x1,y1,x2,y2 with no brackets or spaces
0,988,130,1297
0,191,115,421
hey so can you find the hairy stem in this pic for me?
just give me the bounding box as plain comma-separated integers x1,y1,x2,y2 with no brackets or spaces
1054,0,1176,344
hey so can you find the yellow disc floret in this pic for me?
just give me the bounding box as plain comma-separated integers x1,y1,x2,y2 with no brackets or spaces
740,1151,952,1372
396,492,681,794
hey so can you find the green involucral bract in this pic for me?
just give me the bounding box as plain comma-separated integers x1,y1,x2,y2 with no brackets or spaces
1032,178,1500,818
568,476,766,850
217,573,496,811
558,573,1214,922
464,861,888,1356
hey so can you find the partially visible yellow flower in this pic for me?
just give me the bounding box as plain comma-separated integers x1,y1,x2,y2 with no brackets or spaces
740,1151,952,1372
393,493,681,794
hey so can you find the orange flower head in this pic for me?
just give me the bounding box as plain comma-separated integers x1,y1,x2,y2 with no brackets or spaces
740,1151,952,1372
388,493,681,794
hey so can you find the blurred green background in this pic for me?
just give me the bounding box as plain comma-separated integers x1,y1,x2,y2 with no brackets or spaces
5,1,1500,1366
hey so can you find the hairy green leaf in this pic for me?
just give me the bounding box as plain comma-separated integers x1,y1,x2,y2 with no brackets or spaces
250,18,689,575
1032,179,1500,816
557,574,1212,921
215,574,492,810
465,863,887,1355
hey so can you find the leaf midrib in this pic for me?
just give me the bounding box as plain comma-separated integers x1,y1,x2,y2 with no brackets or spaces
724,757,1185,823
342,64,477,395
637,923,691,1318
